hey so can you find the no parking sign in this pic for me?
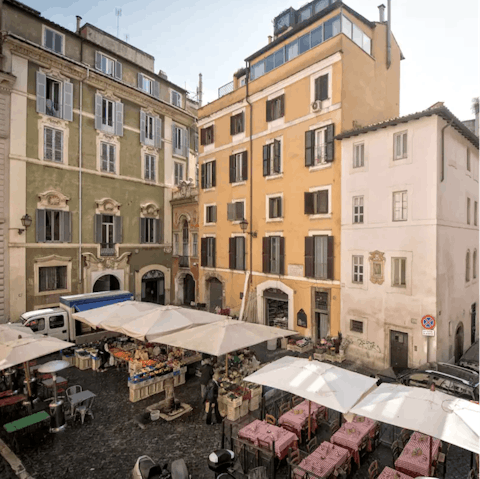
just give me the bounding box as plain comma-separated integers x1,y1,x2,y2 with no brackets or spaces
421,315,435,336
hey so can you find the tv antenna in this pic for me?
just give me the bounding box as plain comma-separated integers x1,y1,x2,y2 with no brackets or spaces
115,8,122,38
125,34,129,43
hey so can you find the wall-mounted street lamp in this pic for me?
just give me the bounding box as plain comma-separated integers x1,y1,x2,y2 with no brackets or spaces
239,217,257,238
18,214,32,234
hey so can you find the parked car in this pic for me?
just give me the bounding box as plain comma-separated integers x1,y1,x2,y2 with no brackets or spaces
397,362,479,401
458,340,479,373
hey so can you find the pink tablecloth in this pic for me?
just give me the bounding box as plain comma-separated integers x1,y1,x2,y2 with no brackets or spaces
378,466,413,479
395,433,441,478
278,400,326,437
294,441,350,479
330,416,379,465
238,419,298,460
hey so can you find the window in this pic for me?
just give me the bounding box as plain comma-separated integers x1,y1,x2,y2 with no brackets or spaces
266,95,285,122
286,40,299,61
95,94,123,136
475,201,478,227
39,266,67,292
467,198,471,225
352,255,364,283
315,0,329,13
201,125,214,146
229,236,246,270
44,27,63,54
99,54,114,76
101,215,114,245
44,127,63,162
270,236,281,274
324,15,341,40
36,209,71,243
174,162,185,185
205,205,217,224
173,233,179,255
305,235,333,280
145,154,156,181
145,115,154,142
227,201,244,221
394,131,408,160
304,190,329,215
473,250,477,280
393,191,407,221
141,75,153,95
102,98,114,128
392,257,407,287
353,143,364,168
171,90,182,107
45,77,61,118
192,233,198,257
140,217,161,244
201,237,216,268
262,236,285,275
353,196,364,224
201,161,216,189
100,142,116,173
466,250,471,282
263,140,282,176
49,315,65,329
230,113,244,135
140,112,161,147
45,210,60,242
299,33,311,54
350,320,363,333
467,149,471,172
172,125,187,157
268,196,283,219
299,5,312,21
305,125,335,166
314,74,329,102
182,221,189,256
29,318,45,332
229,152,247,183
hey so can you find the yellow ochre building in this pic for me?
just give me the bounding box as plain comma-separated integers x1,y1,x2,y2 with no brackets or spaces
197,0,403,340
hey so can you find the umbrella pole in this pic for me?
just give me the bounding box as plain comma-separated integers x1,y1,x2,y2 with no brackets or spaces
308,400,311,440
428,435,432,476
23,361,32,398
225,356,228,376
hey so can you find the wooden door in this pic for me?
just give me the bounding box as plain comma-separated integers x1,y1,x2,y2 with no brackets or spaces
390,330,408,369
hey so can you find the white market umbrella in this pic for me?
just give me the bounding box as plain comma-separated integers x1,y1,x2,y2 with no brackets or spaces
156,318,295,357
349,382,480,454
73,301,223,342
244,356,377,414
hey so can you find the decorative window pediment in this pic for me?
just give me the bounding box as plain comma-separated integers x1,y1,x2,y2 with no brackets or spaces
96,198,122,215
38,190,70,210
97,89,121,103
140,202,160,218
34,254,72,264
369,250,385,285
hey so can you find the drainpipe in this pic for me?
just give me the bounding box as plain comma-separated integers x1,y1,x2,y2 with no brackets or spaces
441,119,453,182
246,62,253,285
386,0,391,69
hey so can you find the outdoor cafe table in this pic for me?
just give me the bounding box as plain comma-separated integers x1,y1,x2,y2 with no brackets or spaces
378,466,414,479
395,432,441,478
293,441,350,479
0,394,26,408
3,410,50,452
238,419,298,460
278,399,326,438
330,415,379,466
69,390,96,408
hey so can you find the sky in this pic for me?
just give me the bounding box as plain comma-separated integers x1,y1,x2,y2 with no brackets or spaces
27,0,479,120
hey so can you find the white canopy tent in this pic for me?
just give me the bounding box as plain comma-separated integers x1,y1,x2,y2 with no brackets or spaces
73,301,223,342
349,382,480,455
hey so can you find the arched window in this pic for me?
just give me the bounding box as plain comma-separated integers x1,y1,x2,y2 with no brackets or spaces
474,249,477,280
182,220,189,256
466,250,471,282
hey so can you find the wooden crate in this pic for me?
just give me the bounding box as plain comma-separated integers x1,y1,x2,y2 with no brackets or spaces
76,356,91,370
313,352,325,361
249,396,260,411
287,343,314,353
227,406,241,422
240,400,249,417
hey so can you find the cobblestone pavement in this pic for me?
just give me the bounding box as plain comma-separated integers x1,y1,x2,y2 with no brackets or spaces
0,345,474,478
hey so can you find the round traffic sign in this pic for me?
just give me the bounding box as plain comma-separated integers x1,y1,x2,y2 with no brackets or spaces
421,315,436,330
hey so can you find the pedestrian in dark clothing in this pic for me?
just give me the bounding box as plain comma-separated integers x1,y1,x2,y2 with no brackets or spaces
98,340,111,372
200,359,214,399
203,373,222,425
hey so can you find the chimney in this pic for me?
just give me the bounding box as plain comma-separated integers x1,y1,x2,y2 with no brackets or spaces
268,35,273,44
378,4,385,22
76,15,82,34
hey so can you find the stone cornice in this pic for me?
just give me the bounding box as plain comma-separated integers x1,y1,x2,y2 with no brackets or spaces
0,71,16,92
5,36,195,126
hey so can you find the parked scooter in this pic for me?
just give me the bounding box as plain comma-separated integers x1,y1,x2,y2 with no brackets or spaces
208,450,266,479
132,456,189,479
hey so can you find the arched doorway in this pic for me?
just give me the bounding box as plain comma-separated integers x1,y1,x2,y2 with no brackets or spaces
142,270,165,305
454,323,464,363
93,274,120,292
208,277,223,312
183,274,195,306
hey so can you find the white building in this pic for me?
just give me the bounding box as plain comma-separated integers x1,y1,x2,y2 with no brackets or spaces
337,104,479,371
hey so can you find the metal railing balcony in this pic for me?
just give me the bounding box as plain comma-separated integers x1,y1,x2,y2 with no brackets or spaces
100,243,116,256
218,81,234,99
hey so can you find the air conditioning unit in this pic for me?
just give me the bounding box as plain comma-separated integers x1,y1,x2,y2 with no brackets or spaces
311,100,322,111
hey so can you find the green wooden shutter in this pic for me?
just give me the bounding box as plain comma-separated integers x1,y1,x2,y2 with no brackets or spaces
274,140,281,173
201,238,207,266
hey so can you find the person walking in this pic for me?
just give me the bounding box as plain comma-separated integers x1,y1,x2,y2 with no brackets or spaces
98,339,111,372
200,358,214,400
204,372,222,425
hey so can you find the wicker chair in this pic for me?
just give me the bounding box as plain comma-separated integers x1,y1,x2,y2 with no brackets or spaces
281,419,297,435
265,414,276,425
288,447,301,466
329,417,340,435
306,437,317,453
292,396,303,407
391,440,402,464
279,402,291,416
399,429,411,448
368,460,379,479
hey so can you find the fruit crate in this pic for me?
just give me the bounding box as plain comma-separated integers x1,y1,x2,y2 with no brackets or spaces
249,396,260,412
240,400,249,417
226,405,241,422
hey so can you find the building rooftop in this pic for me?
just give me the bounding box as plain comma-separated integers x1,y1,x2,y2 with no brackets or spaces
335,104,479,148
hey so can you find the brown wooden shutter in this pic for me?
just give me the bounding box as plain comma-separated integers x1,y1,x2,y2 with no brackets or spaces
268,198,274,219
280,95,285,117
235,202,244,220
240,112,244,132
326,124,335,162
229,155,235,183
201,238,207,266
266,99,272,122
305,130,315,166
262,237,270,273
211,126,214,144
229,237,236,270
274,140,281,173
305,236,314,278
304,192,314,214
200,128,206,145
242,151,248,181
212,238,216,268
314,77,321,101
319,74,329,101
227,203,235,221
211,161,216,187
319,190,329,214
201,163,206,189
279,237,285,275
230,116,235,135
327,235,334,280
212,205,217,223
263,145,271,176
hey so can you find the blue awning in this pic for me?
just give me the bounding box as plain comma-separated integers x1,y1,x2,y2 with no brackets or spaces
74,297,131,313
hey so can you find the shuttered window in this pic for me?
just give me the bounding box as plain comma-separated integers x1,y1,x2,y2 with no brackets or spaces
44,127,63,163
304,190,329,215
230,113,244,135
192,233,198,257
229,152,248,183
145,115,154,141
353,143,364,168
201,237,216,268
227,201,244,221
140,217,157,243
201,161,216,189
263,140,282,176
206,205,217,224
172,125,188,157
39,266,67,292
394,131,408,159
36,209,71,243
145,154,156,181
314,236,328,279
102,98,114,128
201,126,215,146
305,124,335,166
392,257,407,287
44,27,63,54
352,255,364,283
266,95,285,122
171,90,182,107
174,162,185,185
95,95,123,135
45,78,61,118
353,196,364,224
229,237,246,270
305,235,333,280
268,197,282,219
314,74,329,101
101,142,116,173
393,191,407,221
